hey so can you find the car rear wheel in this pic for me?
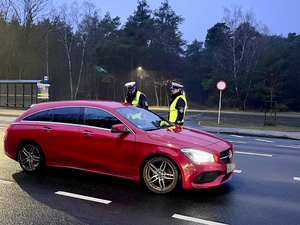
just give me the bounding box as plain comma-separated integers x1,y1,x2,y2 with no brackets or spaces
143,157,178,194
17,142,45,173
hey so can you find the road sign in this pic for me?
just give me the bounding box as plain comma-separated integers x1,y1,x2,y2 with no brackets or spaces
43,75,48,83
217,80,226,91
217,80,226,124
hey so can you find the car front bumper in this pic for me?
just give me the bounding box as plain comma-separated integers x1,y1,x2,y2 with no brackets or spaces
181,160,235,190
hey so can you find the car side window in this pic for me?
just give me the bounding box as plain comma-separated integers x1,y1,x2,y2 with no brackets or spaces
84,107,122,129
43,109,54,121
53,107,80,124
23,110,49,121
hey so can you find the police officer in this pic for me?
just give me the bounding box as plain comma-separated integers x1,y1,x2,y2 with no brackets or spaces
124,81,148,109
169,82,187,125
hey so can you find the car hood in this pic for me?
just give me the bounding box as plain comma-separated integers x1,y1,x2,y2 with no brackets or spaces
146,126,224,148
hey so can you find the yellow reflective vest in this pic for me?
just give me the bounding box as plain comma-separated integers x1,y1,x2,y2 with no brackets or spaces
125,91,144,119
169,95,187,123
125,90,143,106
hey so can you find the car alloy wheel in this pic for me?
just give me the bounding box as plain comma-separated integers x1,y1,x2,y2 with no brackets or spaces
18,142,44,173
143,157,178,194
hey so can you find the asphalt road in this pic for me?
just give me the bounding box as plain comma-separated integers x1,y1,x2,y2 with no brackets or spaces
1,121,300,225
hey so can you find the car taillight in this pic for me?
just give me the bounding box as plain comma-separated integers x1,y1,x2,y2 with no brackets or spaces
5,125,11,134
4,125,13,138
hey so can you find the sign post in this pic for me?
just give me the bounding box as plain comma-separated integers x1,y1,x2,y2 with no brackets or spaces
216,81,227,125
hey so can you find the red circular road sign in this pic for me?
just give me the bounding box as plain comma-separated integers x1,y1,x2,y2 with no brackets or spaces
217,80,226,91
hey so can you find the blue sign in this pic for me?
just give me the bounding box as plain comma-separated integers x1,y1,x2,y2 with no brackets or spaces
43,75,48,83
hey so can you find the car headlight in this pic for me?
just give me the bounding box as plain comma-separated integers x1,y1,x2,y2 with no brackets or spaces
181,148,215,163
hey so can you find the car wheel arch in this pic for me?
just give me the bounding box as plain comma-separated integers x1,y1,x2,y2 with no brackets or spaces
139,154,182,184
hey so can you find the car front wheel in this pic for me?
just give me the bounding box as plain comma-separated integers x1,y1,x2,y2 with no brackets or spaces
17,142,45,173
143,157,178,194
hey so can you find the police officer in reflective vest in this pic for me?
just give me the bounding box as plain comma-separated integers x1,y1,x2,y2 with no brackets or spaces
125,81,148,109
169,82,187,125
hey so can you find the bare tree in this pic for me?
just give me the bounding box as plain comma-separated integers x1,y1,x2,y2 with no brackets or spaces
144,70,172,107
38,19,53,80
0,0,13,21
73,1,100,99
219,3,270,109
9,0,48,79
54,3,75,99
53,1,100,99
0,0,13,79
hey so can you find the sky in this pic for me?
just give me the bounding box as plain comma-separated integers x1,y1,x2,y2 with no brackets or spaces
51,0,300,44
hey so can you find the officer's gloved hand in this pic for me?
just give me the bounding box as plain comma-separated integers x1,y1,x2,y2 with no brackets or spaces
143,101,149,110
175,120,183,125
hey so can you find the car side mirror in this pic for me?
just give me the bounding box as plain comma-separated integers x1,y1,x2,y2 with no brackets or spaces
111,124,129,133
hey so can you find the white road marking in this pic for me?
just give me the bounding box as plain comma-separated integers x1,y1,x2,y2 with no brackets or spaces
275,145,300,149
294,177,300,181
229,141,247,144
255,139,274,143
55,191,111,204
0,179,14,184
172,214,228,225
234,170,242,173
235,151,272,157
230,135,244,138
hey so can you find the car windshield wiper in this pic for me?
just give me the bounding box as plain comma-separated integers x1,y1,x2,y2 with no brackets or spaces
151,120,162,128
145,128,159,131
143,120,163,131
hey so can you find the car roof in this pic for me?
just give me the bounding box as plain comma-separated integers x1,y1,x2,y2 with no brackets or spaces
29,100,131,111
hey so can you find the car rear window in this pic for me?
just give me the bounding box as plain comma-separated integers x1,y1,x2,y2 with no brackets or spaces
23,110,48,121
23,107,80,124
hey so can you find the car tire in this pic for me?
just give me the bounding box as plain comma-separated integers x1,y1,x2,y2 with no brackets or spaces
143,157,178,194
17,142,45,173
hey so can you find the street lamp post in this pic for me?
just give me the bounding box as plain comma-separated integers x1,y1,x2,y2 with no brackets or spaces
137,67,142,89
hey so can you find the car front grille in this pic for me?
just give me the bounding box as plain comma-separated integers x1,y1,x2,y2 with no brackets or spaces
220,149,233,164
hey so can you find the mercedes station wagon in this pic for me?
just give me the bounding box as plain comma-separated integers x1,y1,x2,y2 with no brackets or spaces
4,100,235,194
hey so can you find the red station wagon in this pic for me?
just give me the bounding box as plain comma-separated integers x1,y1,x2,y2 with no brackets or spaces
4,100,235,194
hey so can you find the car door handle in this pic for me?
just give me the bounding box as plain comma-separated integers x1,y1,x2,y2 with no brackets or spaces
43,127,52,132
83,130,94,136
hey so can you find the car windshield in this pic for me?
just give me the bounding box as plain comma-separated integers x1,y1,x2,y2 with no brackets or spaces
114,106,173,131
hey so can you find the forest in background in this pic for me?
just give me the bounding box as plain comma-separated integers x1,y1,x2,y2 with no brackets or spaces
0,0,299,111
